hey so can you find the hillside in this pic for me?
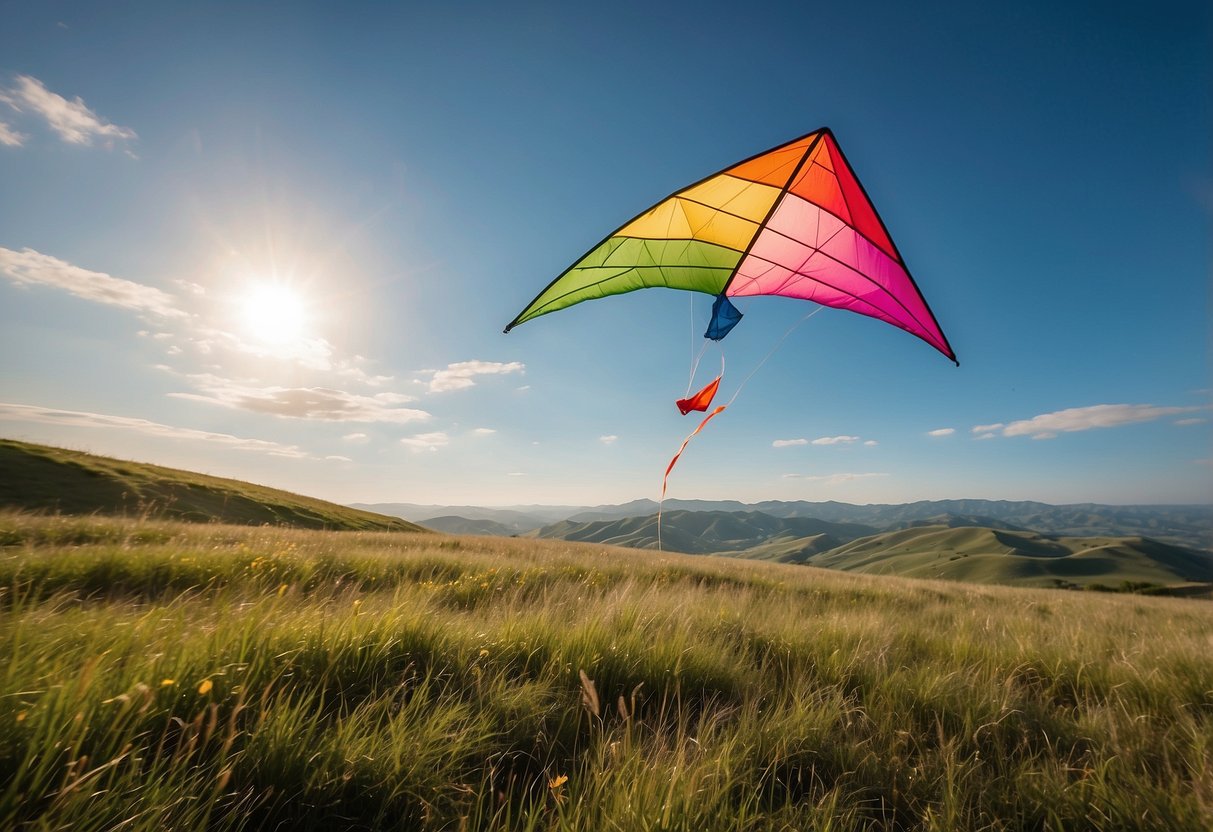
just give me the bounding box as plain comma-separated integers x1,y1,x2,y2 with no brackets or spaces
2,512,1210,830
526,510,877,555
812,524,1213,589
0,439,421,532
420,515,521,536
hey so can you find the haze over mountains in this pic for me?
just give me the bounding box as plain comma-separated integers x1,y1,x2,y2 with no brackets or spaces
355,498,1212,552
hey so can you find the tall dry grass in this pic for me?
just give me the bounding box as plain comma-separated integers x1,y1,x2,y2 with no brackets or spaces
1,510,1210,830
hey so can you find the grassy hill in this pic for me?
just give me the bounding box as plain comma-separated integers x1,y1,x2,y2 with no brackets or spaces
420,515,521,536
812,524,1213,589
0,439,421,532
526,510,877,555
1,512,1210,830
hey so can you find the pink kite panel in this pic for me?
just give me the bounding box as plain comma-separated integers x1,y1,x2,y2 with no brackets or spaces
726,194,951,356
728,257,909,331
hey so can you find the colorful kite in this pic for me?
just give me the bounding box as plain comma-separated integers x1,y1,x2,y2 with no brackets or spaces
505,127,956,365
505,128,956,529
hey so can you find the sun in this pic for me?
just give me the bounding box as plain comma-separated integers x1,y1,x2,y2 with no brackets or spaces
241,283,307,345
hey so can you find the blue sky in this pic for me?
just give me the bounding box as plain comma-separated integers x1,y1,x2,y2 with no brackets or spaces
1,0,1209,506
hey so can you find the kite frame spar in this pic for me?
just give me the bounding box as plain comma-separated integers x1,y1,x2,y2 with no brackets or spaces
503,126,957,367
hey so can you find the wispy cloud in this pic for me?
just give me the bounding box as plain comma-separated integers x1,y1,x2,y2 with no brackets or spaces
992,403,1209,440
599,435,618,445
0,402,309,458
342,432,368,442
170,374,430,423
927,428,955,437
472,427,496,436
0,246,183,318
1175,418,1206,426
864,440,878,447
782,472,890,484
425,360,524,393
400,432,449,452
0,75,136,147
325,455,352,462
775,435,869,448
0,120,26,147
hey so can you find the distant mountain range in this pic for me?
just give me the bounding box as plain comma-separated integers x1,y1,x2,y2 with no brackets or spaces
351,498,1213,592
355,498,1212,553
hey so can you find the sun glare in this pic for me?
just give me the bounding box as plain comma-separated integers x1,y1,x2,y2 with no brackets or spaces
242,283,307,344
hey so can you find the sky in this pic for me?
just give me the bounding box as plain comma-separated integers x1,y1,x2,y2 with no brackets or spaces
0,0,1209,507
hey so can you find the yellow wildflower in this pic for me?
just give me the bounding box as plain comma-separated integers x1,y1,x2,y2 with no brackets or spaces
160,679,175,687
548,774,568,789
197,679,213,695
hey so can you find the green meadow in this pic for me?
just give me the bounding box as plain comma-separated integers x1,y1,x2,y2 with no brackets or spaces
2,511,1211,831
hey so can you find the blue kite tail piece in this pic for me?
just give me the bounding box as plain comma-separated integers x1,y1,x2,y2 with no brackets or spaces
705,293,743,340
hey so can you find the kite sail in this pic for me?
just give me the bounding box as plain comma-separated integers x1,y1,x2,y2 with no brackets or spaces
505,127,956,365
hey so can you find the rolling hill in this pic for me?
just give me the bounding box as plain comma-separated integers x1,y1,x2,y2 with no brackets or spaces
810,524,1213,589
525,510,878,555
0,439,421,532
363,498,1213,552
419,515,522,536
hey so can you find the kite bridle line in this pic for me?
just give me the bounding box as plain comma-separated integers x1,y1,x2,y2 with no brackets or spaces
656,303,827,552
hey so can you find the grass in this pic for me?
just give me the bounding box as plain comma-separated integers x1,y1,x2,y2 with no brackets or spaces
1,510,1211,830
0,439,421,532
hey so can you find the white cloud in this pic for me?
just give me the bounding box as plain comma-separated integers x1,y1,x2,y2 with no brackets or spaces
1175,418,1206,426
342,432,368,442
971,423,1004,434
927,428,955,437
782,472,890,484
772,438,808,448
1000,403,1208,440
0,402,309,458
426,360,524,393
170,374,430,424
472,427,496,436
0,75,136,147
0,246,183,318
507,472,527,477
400,432,449,452
812,435,859,446
599,435,618,445
0,120,26,147
863,440,878,447
325,455,352,462
186,323,336,372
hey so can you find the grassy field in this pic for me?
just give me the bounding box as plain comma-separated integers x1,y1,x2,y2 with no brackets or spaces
2,511,1211,831
0,439,421,532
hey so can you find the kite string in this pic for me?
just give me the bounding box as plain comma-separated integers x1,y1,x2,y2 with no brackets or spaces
658,306,824,552
685,340,710,397
724,306,824,407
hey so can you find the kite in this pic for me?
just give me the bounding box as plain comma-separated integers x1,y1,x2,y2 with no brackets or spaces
504,127,956,365
504,128,956,527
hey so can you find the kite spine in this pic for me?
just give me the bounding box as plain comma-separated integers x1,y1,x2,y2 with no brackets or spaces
719,131,824,298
